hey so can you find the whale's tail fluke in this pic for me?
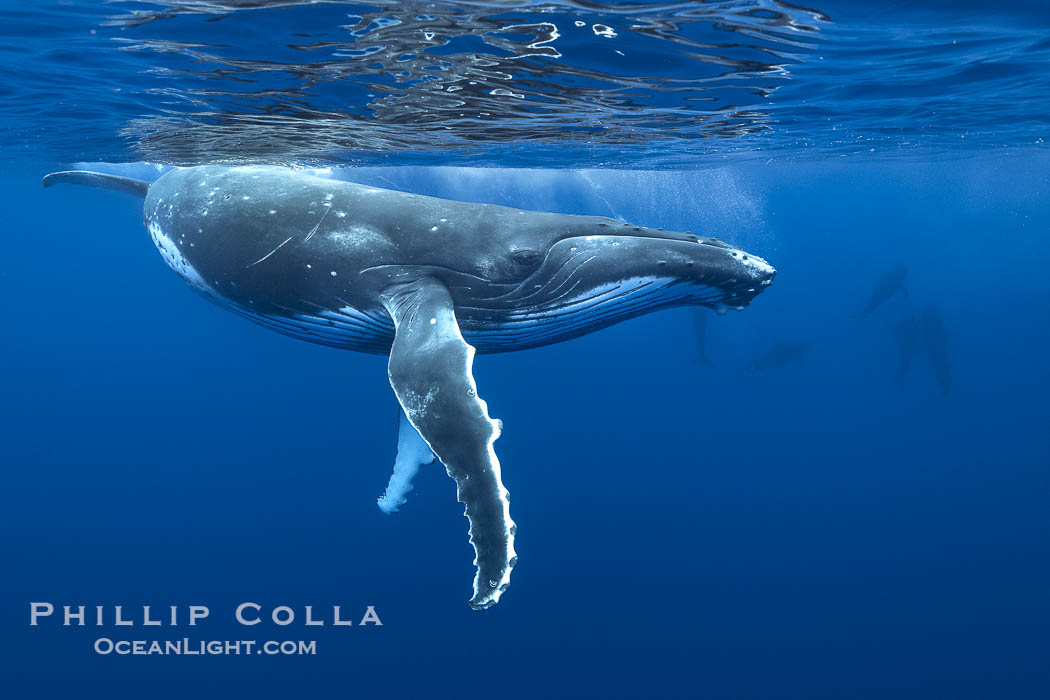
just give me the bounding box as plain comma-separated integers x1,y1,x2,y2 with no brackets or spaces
42,170,150,198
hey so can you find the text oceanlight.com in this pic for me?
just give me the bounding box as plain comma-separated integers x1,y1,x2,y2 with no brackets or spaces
94,638,317,656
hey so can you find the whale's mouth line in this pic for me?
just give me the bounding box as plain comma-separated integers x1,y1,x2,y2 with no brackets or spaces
465,277,681,322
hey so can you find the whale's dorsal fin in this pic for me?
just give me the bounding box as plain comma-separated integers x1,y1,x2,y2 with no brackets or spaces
380,277,516,610
42,170,150,198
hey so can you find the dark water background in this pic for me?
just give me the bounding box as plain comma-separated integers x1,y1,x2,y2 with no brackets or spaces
1,0,1049,698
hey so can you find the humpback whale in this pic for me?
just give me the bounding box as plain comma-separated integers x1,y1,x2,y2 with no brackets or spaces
690,308,714,366
44,165,776,609
748,341,808,372
889,315,921,382
920,305,951,396
888,305,951,395
857,265,908,318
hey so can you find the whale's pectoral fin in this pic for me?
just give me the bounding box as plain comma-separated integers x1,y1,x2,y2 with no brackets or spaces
380,277,516,610
377,406,436,514
42,171,150,198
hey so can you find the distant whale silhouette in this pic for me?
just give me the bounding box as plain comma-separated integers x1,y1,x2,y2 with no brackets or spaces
888,304,951,395
690,308,714,366
888,314,921,382
748,341,808,372
920,304,951,395
44,165,776,609
857,265,908,318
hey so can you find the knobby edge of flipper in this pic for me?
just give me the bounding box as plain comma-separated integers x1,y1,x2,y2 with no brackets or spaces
380,276,517,610
42,170,150,198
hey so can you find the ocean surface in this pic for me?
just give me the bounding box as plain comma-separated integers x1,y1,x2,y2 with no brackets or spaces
1,1,1048,698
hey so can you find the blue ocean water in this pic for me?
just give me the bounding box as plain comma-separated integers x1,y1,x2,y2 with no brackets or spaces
1,1,1048,698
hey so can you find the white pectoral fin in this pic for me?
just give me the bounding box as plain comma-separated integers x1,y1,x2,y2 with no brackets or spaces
377,407,437,514
380,277,517,610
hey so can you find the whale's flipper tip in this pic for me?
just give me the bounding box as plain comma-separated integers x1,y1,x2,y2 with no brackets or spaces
469,593,501,611
42,170,150,198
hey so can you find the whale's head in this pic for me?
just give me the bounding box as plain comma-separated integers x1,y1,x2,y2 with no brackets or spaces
469,221,775,311
456,218,775,347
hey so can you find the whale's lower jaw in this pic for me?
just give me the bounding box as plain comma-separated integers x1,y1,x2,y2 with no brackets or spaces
461,276,723,353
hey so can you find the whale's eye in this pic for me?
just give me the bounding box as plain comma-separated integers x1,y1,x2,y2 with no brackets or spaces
509,249,541,266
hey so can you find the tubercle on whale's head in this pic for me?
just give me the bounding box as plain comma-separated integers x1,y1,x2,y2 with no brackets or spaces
687,235,777,310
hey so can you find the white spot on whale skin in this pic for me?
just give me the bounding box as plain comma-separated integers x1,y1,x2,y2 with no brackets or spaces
269,209,277,215
430,226,438,232
331,271,338,276
242,195,250,200
429,317,437,325
327,226,387,250
401,387,438,419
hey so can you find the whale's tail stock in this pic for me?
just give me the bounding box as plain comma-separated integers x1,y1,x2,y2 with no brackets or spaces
42,170,150,198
